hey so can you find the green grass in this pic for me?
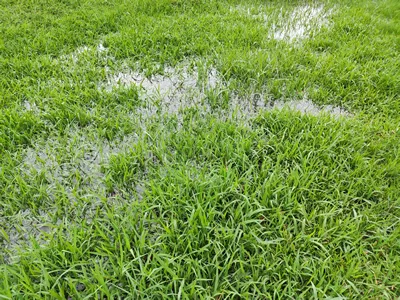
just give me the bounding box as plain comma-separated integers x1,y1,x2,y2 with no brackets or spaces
1,0,400,298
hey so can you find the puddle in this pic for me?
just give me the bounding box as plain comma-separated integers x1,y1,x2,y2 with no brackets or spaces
22,130,138,187
103,63,219,97
97,43,107,53
223,93,350,122
230,3,332,42
101,60,349,124
60,45,90,63
101,61,220,124
22,100,40,114
59,42,110,65
20,129,141,210
272,5,331,41
0,208,60,263
68,40,349,123
271,98,349,116
1,129,145,262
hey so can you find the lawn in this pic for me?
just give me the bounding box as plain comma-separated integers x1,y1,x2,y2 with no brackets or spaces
0,0,400,298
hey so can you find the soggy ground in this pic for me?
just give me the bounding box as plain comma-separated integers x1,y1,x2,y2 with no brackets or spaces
1,0,400,298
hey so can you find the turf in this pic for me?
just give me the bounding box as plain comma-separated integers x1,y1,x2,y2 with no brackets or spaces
0,0,400,298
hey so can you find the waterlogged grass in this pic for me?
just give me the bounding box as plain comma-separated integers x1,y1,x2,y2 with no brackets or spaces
1,0,400,298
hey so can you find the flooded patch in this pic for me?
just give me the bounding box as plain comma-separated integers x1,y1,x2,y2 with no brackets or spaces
55,41,350,129
59,42,110,65
0,208,60,263
272,5,332,41
230,3,332,42
21,129,139,198
19,128,142,217
22,100,39,114
103,63,218,96
225,93,350,121
100,59,349,123
97,42,107,53
1,129,145,262
61,41,349,123
60,45,90,63
271,98,350,117
101,61,221,123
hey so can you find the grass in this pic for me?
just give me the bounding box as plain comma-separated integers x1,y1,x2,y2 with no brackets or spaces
0,0,400,298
